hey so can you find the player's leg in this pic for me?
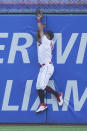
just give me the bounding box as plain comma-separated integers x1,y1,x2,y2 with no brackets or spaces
37,89,44,104
44,64,58,97
44,64,63,106
45,86,63,106
36,89,48,113
36,67,46,104
45,86,58,97
36,64,56,97
36,67,48,113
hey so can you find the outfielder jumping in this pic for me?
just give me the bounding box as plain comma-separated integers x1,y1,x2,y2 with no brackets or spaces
36,10,63,113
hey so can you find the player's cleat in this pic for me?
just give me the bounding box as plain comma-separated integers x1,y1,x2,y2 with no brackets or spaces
57,92,63,106
36,103,48,113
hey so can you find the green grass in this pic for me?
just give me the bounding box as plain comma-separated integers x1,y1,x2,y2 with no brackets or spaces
0,125,87,131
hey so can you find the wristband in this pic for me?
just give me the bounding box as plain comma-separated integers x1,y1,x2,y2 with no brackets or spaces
37,19,41,23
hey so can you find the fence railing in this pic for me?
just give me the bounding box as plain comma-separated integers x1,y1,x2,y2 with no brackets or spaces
0,0,87,13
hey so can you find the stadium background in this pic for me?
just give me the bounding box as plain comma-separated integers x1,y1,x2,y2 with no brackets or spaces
0,0,87,13
0,0,87,131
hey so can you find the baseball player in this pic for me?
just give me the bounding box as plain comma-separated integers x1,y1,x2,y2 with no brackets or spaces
36,10,63,113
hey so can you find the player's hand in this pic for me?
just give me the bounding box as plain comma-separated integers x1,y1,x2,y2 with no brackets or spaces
36,9,43,20
37,13,43,20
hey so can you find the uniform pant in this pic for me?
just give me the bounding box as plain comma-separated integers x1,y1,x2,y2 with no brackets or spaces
36,63,54,90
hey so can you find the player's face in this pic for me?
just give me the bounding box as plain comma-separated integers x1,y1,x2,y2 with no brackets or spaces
45,33,50,40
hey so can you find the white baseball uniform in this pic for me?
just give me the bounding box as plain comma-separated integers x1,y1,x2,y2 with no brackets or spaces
36,35,54,90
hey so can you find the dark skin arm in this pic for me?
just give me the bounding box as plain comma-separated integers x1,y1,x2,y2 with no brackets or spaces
36,11,46,42
37,13,44,37
36,31,41,43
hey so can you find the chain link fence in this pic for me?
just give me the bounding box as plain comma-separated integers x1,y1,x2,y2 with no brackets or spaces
0,0,87,13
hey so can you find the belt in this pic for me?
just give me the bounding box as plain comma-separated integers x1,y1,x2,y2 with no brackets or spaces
40,62,52,67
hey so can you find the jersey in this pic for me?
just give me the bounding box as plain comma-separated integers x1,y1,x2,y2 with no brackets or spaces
37,35,54,65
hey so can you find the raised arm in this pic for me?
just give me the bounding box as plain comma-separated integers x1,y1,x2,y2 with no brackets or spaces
36,10,45,37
